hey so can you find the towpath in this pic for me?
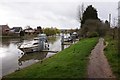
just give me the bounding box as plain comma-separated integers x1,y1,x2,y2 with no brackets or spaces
87,38,115,78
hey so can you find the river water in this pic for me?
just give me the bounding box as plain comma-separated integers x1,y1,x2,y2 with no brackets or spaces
0,35,69,77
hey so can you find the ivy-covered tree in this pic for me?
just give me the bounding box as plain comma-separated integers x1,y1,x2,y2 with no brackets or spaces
37,26,43,34
81,5,99,28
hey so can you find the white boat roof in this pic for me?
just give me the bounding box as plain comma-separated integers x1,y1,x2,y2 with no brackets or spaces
73,32,77,34
20,40,38,48
34,37,39,40
38,34,46,37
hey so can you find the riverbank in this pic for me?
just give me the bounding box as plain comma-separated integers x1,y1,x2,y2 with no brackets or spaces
3,37,98,79
0,36,21,38
104,36,119,78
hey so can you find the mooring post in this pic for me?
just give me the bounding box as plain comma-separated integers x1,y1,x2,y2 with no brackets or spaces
61,33,64,45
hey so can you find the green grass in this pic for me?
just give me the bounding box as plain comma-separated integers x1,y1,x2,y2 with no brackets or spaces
104,37,120,78
4,37,98,78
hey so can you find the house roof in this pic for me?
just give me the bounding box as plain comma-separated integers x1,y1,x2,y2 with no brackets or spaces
25,28,33,30
25,29,35,33
12,27,22,32
0,25,9,30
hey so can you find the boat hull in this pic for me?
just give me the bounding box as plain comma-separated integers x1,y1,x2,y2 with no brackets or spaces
19,46,39,53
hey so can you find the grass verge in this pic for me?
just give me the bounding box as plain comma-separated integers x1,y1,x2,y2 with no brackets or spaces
3,37,98,79
104,37,120,78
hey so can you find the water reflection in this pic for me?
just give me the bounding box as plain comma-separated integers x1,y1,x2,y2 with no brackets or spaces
2,39,11,47
19,52,47,62
18,52,48,70
2,38,22,47
48,36,58,44
1,35,69,76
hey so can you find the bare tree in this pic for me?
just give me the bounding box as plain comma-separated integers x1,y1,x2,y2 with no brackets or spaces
77,3,84,24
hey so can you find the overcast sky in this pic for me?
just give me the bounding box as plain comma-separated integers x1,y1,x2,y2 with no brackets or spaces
0,0,119,29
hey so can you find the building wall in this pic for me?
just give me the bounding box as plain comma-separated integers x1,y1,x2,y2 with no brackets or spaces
0,25,10,36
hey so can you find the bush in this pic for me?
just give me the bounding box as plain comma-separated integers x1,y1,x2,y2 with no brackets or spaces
88,32,99,38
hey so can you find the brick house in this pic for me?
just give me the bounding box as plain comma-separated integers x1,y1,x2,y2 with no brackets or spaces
9,27,23,36
0,25,10,36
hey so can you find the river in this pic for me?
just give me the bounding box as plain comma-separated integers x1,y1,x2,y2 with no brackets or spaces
0,35,70,77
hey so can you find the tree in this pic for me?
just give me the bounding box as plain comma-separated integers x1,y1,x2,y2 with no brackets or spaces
105,20,110,28
80,19,102,37
20,31,24,36
37,26,43,34
118,27,120,56
43,27,60,36
54,27,60,34
78,3,84,24
81,5,99,28
25,25,32,30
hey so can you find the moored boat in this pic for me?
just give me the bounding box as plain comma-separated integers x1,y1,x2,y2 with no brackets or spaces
19,39,39,53
19,34,49,53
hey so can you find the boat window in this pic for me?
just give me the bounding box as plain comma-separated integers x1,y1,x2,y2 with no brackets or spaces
34,38,39,40
33,43,38,45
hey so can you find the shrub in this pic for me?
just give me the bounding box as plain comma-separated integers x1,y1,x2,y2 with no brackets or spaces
88,32,99,38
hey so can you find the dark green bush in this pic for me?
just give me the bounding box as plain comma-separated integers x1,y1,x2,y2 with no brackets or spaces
88,32,99,38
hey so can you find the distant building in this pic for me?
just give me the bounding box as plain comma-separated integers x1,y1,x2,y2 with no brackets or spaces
0,25,10,36
11,27,22,33
24,28,35,35
10,27,22,36
118,1,120,27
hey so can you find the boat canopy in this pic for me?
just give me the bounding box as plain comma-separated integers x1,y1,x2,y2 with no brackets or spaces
38,34,46,37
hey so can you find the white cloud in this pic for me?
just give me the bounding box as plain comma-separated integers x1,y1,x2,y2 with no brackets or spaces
0,0,119,2
0,0,118,29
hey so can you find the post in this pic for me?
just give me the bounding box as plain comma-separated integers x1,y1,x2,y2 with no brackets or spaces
61,31,64,45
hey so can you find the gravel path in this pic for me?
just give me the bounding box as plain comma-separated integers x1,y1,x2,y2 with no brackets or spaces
87,38,115,78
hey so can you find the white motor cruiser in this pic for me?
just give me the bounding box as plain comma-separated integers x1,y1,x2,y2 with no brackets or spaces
19,34,49,53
